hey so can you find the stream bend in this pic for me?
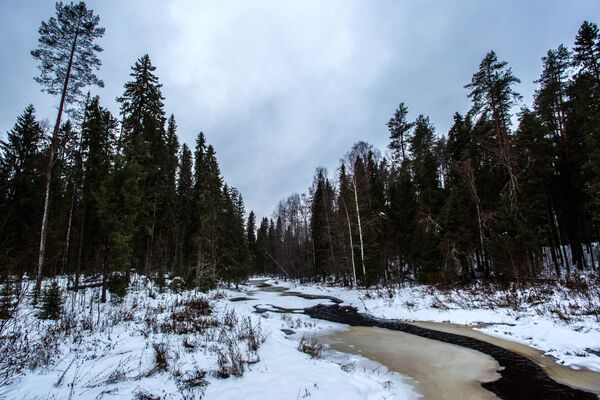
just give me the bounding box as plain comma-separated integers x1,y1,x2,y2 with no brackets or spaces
304,303,597,400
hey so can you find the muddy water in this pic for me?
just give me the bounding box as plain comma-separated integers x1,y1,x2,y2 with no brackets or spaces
248,281,600,399
409,321,600,396
322,326,500,399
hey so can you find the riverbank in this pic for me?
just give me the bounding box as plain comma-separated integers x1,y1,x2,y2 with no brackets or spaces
267,275,600,372
0,276,415,399
2,275,599,399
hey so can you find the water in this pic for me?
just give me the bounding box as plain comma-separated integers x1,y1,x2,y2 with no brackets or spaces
248,281,600,399
322,326,500,399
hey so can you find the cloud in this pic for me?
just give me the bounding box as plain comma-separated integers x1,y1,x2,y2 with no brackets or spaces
1,0,599,219
159,0,396,218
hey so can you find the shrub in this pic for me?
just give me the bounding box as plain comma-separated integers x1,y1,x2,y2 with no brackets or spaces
298,333,322,358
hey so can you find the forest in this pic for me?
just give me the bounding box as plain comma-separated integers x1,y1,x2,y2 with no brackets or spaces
2,4,600,399
0,3,250,302
0,1,599,298
253,21,600,286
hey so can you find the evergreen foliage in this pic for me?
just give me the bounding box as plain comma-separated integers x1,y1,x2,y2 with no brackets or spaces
39,281,63,320
0,283,15,320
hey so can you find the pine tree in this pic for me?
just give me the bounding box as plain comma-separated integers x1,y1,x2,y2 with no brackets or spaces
465,51,522,202
31,2,105,295
572,22,600,233
533,46,580,273
573,21,600,82
535,45,572,141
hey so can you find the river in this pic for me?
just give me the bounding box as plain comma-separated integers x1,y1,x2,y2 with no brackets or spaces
243,280,600,399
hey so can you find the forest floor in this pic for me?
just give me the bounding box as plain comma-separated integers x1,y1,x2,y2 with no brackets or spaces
1,274,598,399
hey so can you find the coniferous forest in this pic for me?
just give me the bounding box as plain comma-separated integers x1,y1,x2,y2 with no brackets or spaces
0,3,249,298
254,21,600,286
1,2,599,293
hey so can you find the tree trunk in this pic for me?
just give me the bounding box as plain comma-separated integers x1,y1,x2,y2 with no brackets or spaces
465,160,487,277
341,197,357,288
75,207,85,292
62,97,88,274
352,175,366,277
101,238,109,303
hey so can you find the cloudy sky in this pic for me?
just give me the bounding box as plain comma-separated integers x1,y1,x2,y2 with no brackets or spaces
1,1,598,219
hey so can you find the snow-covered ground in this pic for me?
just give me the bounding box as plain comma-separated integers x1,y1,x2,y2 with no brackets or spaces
0,276,416,399
2,274,598,399
267,275,600,372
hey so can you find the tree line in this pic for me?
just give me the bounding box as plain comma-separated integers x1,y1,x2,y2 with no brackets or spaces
253,21,600,286
0,2,249,298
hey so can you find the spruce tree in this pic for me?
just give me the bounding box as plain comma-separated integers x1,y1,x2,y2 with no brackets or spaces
176,144,193,274
409,115,443,281
158,115,180,271
387,102,414,164
310,169,332,281
117,54,167,271
0,283,15,320
77,97,117,292
0,106,45,275
336,164,358,285
255,218,270,275
192,137,223,290
39,281,63,320
246,211,257,272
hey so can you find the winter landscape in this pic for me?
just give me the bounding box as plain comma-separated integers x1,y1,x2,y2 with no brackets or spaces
1,1,600,399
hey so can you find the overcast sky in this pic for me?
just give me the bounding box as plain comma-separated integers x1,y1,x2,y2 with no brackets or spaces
1,1,599,219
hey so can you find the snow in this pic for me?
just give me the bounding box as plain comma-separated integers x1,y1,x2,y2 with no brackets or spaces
2,274,598,399
0,277,416,399
267,276,600,372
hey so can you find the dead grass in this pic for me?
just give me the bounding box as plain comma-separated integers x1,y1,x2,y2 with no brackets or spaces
297,333,323,359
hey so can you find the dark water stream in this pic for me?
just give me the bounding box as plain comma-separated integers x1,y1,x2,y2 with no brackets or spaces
248,281,600,399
